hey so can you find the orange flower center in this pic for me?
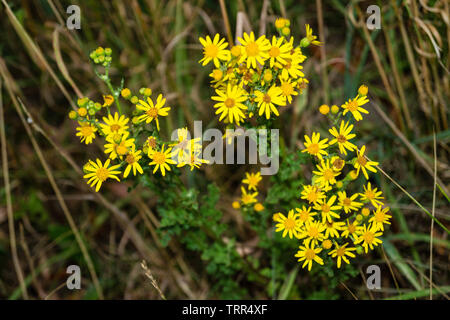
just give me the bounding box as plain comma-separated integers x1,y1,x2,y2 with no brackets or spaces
110,124,121,132
269,46,280,58
337,134,347,143
307,143,319,154
357,156,367,166
96,168,109,181
263,94,271,103
347,100,358,112
245,42,259,56
343,198,352,206
204,44,219,58
152,152,166,164
224,98,235,108
146,107,158,118
126,153,136,164
284,218,296,230
305,249,316,260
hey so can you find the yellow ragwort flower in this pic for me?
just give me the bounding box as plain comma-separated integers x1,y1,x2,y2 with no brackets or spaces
136,94,171,131
199,34,230,67
148,144,176,176
329,121,357,155
295,242,324,271
302,132,329,159
242,172,262,191
353,146,379,180
275,209,301,239
255,85,286,119
83,159,121,192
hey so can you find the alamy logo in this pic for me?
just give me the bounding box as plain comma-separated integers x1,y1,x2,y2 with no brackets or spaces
366,5,381,30
366,265,381,289
66,5,81,30
66,265,81,289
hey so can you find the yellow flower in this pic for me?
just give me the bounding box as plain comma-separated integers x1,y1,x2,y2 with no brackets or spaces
302,132,329,159
232,201,241,209
136,94,171,131
267,36,292,68
242,172,262,191
123,145,143,178
76,121,97,144
199,34,230,67
102,94,114,107
170,127,202,162
255,85,286,119
237,32,270,69
78,107,87,117
330,156,345,171
341,95,369,121
254,203,264,212
358,85,368,96
300,220,326,246
324,220,345,238
177,150,209,171
300,184,325,205
83,159,121,192
275,18,288,29
354,224,383,253
100,112,130,137
295,206,316,225
240,186,258,205
295,242,323,271
148,145,176,176
329,121,357,155
369,206,392,231
305,24,322,46
329,243,356,268
275,209,301,239
361,207,371,217
319,104,329,115
337,191,362,214
353,146,379,179
322,239,333,250
341,219,360,238
279,78,298,104
104,131,135,160
230,45,242,57
331,104,339,114
121,88,131,99
313,159,340,189
360,182,384,207
313,195,342,223
280,55,304,80
212,84,247,124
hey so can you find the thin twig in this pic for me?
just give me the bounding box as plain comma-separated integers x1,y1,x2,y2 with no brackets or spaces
429,130,437,300
0,80,29,299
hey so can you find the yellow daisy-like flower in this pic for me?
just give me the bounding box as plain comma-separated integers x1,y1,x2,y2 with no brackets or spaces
199,34,230,67
123,145,143,178
170,127,202,162
237,32,271,69
369,206,392,231
254,203,264,212
242,172,262,191
329,121,357,155
341,219,360,238
353,145,379,179
360,182,384,207
148,144,176,176
240,186,258,205
300,220,326,246
301,132,329,159
279,78,298,104
313,159,340,189
177,150,209,171
275,209,302,239
267,36,292,68
354,224,383,253
341,95,369,121
255,85,286,119
76,121,97,144
83,159,121,192
300,184,326,205
305,24,322,46
324,220,345,238
100,112,129,137
295,242,324,271
295,206,316,225
104,131,135,160
329,243,356,268
313,195,342,223
280,56,304,80
136,94,171,131
337,191,362,214
211,84,247,124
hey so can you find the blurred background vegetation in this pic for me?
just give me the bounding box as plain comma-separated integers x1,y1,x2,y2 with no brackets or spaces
0,0,448,299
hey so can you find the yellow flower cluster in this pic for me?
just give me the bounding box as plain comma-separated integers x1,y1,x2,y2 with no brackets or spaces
199,19,320,125
232,171,265,212
70,48,208,192
274,86,392,271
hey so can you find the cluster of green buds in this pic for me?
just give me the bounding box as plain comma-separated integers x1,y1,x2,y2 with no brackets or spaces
121,87,153,124
68,96,108,119
89,46,112,67
274,17,291,37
